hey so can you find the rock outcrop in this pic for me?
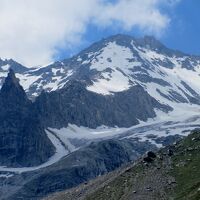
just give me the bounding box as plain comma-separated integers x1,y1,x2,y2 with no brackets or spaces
0,69,55,167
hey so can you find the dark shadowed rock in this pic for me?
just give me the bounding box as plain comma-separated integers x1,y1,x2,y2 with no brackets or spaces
147,151,157,158
168,149,174,156
0,69,55,167
34,80,171,129
143,156,154,163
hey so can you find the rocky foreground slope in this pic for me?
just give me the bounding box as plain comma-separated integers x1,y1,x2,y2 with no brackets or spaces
46,130,200,200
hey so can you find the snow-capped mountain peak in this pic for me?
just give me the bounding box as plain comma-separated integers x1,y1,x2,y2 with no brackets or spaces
1,34,200,109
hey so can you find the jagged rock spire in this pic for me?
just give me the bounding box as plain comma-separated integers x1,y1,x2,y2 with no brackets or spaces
3,68,20,86
0,68,28,104
0,68,55,167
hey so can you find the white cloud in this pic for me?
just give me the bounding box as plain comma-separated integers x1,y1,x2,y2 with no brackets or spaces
0,0,180,66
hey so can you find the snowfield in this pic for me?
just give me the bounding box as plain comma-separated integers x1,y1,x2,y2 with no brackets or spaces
50,103,200,146
0,102,200,173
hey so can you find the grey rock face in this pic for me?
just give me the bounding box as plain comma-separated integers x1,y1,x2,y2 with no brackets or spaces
34,80,171,129
0,69,55,167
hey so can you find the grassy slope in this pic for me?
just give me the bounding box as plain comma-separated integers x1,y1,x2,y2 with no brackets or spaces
171,131,200,200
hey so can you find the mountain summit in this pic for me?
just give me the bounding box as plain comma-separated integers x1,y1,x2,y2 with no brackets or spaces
1,68,28,104
1,34,199,105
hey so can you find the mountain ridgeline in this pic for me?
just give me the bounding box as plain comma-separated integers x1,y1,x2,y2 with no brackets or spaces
1,34,200,108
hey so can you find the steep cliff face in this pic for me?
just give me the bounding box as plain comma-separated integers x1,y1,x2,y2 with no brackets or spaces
34,80,171,129
0,69,55,167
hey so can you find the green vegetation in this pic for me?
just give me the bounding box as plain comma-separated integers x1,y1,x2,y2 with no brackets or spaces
171,131,200,200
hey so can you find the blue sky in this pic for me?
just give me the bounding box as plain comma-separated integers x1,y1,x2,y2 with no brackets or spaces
0,0,199,66
58,0,200,60
162,0,200,55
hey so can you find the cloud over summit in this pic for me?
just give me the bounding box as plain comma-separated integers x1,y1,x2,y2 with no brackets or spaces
0,0,180,66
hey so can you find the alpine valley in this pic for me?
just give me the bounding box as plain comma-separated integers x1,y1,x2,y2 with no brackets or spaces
0,34,200,199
